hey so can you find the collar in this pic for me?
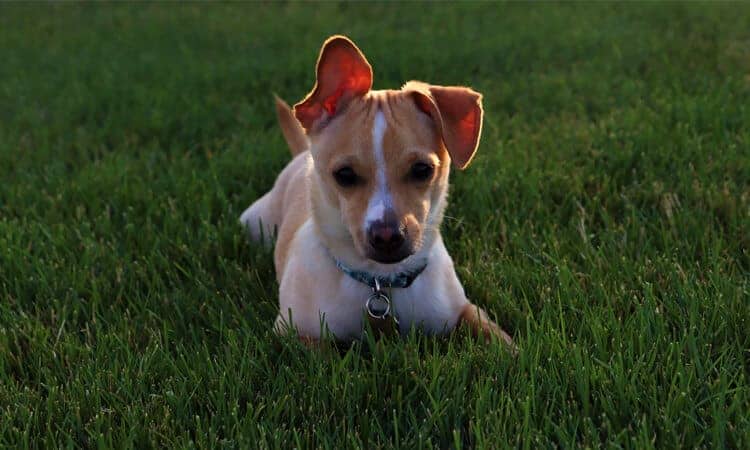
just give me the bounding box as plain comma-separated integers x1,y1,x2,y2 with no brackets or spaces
333,257,428,290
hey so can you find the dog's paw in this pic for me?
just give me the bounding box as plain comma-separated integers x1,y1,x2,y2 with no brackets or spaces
459,303,517,354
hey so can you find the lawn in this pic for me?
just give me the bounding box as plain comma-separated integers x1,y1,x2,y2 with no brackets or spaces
1,3,749,448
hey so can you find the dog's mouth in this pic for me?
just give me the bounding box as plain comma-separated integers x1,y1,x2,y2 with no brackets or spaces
367,252,409,265
366,243,414,265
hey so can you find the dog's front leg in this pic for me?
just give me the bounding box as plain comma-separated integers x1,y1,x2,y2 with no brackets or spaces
458,303,516,352
298,335,323,349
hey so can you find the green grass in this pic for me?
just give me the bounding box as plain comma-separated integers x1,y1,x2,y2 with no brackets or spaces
1,3,749,448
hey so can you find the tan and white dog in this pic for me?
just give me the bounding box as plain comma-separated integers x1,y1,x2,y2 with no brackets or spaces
241,35,513,348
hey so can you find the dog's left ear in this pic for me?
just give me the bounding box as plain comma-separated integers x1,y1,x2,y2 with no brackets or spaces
406,82,484,170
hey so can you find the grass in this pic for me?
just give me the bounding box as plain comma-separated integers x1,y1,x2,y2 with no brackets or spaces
1,3,749,448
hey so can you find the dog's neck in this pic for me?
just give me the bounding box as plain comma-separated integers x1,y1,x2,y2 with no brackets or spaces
323,234,437,279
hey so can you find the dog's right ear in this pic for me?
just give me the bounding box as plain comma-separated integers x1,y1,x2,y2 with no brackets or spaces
294,35,373,133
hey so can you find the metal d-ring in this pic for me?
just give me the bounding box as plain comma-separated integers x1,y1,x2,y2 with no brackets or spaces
366,278,391,320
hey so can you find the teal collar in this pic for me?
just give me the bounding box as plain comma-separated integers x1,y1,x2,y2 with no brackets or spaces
333,257,427,290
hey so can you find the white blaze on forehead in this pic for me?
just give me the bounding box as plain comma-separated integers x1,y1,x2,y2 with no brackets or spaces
364,110,392,226
372,110,387,186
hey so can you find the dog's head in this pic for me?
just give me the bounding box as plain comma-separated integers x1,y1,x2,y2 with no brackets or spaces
294,36,483,265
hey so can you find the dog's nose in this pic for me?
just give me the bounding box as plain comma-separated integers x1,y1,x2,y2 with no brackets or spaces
367,222,405,252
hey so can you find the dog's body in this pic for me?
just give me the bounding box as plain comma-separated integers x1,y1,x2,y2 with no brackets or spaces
241,36,513,347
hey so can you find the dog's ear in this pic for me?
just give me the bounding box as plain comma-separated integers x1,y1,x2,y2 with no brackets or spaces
274,95,309,156
294,35,373,133
406,82,483,170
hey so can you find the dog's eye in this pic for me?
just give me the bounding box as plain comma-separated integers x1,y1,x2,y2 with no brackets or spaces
409,162,434,182
333,167,360,187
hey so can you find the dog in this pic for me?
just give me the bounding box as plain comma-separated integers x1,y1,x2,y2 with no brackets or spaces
241,35,514,349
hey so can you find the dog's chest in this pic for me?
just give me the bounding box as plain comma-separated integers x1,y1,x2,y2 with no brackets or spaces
389,277,461,335
324,262,465,338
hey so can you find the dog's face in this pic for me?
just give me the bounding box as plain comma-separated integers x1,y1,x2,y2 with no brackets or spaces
310,94,451,264
294,36,483,265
